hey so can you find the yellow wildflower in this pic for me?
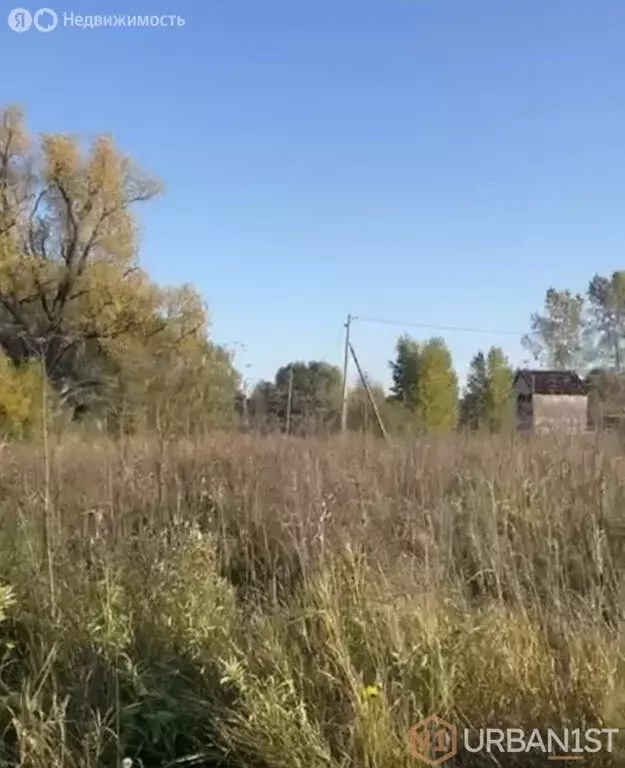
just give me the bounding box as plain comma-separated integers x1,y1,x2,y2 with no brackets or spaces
361,683,382,699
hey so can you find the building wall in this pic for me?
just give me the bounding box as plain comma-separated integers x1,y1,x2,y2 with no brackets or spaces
532,394,588,433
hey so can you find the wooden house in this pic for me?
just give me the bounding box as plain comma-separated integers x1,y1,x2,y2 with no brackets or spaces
514,369,588,433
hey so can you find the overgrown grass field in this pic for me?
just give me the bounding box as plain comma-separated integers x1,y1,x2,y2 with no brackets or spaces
1,433,625,767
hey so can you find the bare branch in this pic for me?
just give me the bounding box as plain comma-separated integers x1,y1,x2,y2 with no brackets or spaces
27,187,48,257
54,181,80,268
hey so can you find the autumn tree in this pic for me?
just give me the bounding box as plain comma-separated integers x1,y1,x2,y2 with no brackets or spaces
586,271,625,373
0,106,162,397
346,379,387,435
108,284,239,435
585,368,625,429
247,381,280,432
348,379,420,437
484,346,514,432
522,288,586,371
0,104,238,431
418,337,458,431
0,351,61,438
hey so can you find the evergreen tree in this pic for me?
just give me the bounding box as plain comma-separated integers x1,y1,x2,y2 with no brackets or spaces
459,351,488,429
388,335,421,410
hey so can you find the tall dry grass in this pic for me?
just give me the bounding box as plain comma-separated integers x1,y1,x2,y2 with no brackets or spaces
1,432,625,767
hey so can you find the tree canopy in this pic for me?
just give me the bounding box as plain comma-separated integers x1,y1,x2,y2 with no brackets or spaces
521,288,585,371
0,104,238,437
389,335,421,411
248,361,342,435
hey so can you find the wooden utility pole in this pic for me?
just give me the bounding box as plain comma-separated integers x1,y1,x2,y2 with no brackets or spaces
242,388,249,430
340,314,351,433
349,342,390,443
285,365,294,435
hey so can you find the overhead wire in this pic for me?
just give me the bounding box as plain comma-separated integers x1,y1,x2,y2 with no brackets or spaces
351,314,526,337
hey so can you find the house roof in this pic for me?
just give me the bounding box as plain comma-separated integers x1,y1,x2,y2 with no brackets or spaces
514,369,587,396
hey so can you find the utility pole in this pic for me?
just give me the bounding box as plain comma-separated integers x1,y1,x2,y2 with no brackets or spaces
349,342,390,443
242,385,249,430
340,314,351,433
285,365,294,435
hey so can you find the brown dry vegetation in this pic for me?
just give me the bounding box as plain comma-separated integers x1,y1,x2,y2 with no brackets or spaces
1,432,625,767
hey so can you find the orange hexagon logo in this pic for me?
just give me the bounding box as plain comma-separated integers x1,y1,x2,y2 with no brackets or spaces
409,714,458,766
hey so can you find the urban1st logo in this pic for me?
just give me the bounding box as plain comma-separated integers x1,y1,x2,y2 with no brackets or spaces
409,715,620,763
409,715,458,766
8,7,57,32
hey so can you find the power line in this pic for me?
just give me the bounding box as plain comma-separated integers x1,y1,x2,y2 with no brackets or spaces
351,314,526,337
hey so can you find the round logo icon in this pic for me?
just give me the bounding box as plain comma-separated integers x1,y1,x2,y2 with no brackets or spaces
33,7,58,31
7,7,32,31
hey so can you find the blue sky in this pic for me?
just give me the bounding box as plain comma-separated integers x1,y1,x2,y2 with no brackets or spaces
3,0,625,392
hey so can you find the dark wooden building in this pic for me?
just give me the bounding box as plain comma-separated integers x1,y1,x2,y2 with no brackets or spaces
514,369,588,433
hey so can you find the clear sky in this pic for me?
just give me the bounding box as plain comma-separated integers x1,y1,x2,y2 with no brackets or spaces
2,0,625,392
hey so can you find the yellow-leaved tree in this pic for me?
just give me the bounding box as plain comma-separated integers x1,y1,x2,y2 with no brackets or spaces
0,104,239,434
